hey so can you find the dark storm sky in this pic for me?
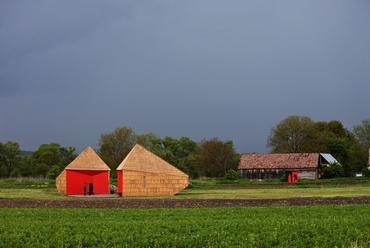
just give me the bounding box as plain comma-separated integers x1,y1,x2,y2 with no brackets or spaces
1,1,369,153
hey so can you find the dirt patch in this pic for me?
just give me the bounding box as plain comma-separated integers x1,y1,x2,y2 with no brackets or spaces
1,197,370,208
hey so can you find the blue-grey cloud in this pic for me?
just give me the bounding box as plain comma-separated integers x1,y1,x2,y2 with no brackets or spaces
0,1,369,153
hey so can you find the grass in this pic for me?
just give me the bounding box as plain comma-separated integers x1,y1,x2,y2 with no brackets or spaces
188,177,370,189
0,189,64,200
0,177,56,189
0,178,62,199
175,186,370,199
0,177,370,200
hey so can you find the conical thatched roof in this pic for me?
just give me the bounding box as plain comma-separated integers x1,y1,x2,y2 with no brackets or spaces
66,146,110,171
116,144,187,177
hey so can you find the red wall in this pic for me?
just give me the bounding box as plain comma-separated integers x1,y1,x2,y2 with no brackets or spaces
66,170,109,195
117,170,123,195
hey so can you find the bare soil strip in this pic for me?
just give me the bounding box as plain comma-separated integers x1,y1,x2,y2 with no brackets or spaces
1,197,370,208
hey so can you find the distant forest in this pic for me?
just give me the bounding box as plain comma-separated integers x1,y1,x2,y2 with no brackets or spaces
1,115,369,179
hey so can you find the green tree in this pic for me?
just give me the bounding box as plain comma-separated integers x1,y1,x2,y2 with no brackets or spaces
47,165,61,179
267,115,317,153
0,143,4,177
138,133,197,177
137,135,197,178
347,142,368,174
57,146,77,169
161,136,197,177
32,143,62,167
314,121,353,156
322,133,351,174
137,132,165,156
314,120,366,176
0,141,21,178
195,138,239,177
18,156,38,177
33,143,77,167
29,143,77,177
269,117,367,176
314,120,350,152
353,118,370,149
98,126,137,175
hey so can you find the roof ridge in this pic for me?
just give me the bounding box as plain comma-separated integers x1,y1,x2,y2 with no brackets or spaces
116,144,188,177
66,146,110,171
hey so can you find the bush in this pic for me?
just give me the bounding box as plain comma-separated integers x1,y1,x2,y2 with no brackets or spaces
46,165,60,180
362,166,370,177
224,169,242,180
321,162,344,179
280,173,287,182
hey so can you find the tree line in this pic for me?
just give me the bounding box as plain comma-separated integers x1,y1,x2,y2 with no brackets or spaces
0,116,369,179
267,116,370,176
95,127,240,179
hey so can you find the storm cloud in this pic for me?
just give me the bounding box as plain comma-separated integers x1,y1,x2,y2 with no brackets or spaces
1,1,369,153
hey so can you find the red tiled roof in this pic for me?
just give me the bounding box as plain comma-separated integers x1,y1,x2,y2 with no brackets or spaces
238,153,320,169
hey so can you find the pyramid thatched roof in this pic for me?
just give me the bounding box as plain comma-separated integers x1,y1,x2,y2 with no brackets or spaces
65,146,110,171
116,144,188,177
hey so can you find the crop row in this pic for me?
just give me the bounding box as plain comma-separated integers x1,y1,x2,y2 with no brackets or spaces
1,205,370,247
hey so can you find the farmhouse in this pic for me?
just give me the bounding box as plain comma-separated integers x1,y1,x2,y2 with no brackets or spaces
238,153,340,180
116,144,189,196
56,146,110,195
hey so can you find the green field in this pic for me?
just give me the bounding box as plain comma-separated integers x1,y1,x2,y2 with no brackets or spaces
1,205,370,247
1,178,370,247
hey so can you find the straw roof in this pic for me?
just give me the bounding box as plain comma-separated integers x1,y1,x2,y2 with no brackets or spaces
116,144,188,177
66,146,110,171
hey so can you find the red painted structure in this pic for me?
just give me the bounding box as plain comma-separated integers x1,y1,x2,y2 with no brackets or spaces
286,171,299,183
56,146,111,195
66,170,109,195
117,170,123,196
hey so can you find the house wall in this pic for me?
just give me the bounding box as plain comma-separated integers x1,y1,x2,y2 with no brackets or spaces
240,168,285,180
298,170,317,179
240,168,318,180
119,170,188,196
55,170,66,194
66,170,110,195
